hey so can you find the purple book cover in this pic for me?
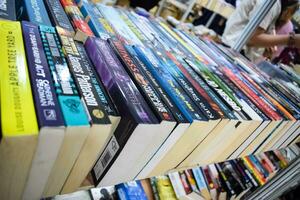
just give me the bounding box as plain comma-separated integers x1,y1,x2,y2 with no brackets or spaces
85,37,157,124
22,21,64,128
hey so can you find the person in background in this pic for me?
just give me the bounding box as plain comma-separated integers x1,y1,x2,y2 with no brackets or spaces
193,0,237,35
222,0,300,62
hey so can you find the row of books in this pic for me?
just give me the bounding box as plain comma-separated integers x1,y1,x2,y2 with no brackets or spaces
0,1,299,200
45,143,300,200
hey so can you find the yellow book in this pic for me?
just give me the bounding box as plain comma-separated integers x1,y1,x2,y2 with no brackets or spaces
0,20,38,200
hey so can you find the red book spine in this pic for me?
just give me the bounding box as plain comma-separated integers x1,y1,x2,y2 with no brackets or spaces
222,67,281,120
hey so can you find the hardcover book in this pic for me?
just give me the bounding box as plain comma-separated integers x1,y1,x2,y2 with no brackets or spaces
39,25,90,197
44,0,75,36
21,21,65,200
56,29,113,194
0,21,39,200
85,37,174,186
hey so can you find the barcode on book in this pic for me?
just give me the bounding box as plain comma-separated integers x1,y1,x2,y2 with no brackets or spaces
93,136,119,180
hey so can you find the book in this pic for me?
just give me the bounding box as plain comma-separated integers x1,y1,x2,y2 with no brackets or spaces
116,181,148,200
85,37,174,186
169,172,187,198
133,46,219,177
21,21,65,200
192,168,211,200
125,45,190,179
0,20,39,200
155,176,178,200
56,29,113,194
141,179,155,200
0,0,16,20
75,0,109,39
22,0,52,26
90,186,118,200
59,0,94,42
39,25,90,197
44,0,75,36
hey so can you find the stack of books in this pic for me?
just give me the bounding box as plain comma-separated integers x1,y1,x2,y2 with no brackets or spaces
0,1,299,200
45,143,300,200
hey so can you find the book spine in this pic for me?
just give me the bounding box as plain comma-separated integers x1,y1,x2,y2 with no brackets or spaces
0,20,39,135
76,0,108,38
109,39,174,122
179,171,192,194
84,37,156,124
221,67,282,120
59,0,94,37
242,157,266,185
255,155,274,174
57,30,110,124
215,163,235,196
184,58,242,116
75,41,117,116
168,172,186,197
192,168,207,191
185,169,199,192
134,46,205,122
96,4,143,46
0,0,16,20
44,0,75,35
22,21,64,127
248,155,269,178
150,177,160,200
180,57,236,119
259,153,277,172
167,52,225,118
39,25,89,126
125,45,187,123
24,0,52,26
237,159,259,188
231,160,253,188
159,50,219,120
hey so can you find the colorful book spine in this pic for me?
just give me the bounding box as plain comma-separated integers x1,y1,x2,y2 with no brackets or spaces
156,176,178,200
0,20,39,200
242,157,266,185
109,39,174,122
76,0,109,39
125,45,187,123
44,0,75,35
75,41,117,116
134,46,206,122
60,0,94,41
22,21,64,128
157,49,219,120
57,29,110,125
21,21,65,200
23,0,52,26
39,25,89,126
0,0,16,20
179,171,192,194
116,181,148,200
215,163,236,196
185,169,199,192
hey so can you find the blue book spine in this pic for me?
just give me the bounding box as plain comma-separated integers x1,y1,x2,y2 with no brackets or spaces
24,0,52,26
249,155,269,178
22,21,64,128
134,46,204,122
116,181,148,200
192,168,207,190
39,25,89,126
76,0,109,39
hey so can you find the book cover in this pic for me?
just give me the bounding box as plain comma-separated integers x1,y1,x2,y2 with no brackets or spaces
86,37,177,186
0,20,39,200
57,30,113,193
39,25,90,197
0,0,16,20
192,168,211,200
23,0,52,26
168,172,186,198
60,0,94,42
141,179,155,200
44,0,75,35
21,21,65,200
116,181,148,200
90,186,118,200
76,0,109,39
155,176,177,200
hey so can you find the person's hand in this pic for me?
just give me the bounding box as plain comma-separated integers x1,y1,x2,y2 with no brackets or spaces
263,46,277,59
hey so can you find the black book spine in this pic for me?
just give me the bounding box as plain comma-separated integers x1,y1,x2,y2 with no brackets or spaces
0,0,16,20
